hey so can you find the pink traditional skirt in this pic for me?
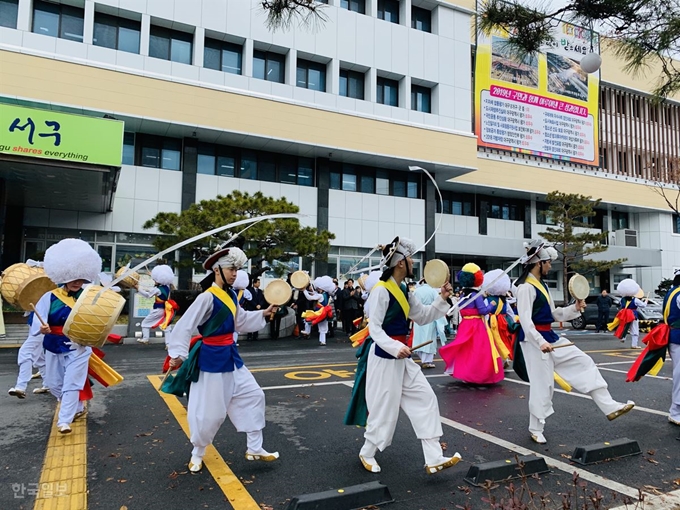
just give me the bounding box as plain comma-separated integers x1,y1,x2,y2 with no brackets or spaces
439,314,504,384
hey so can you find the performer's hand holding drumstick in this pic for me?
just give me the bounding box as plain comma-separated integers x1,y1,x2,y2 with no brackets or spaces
30,303,51,335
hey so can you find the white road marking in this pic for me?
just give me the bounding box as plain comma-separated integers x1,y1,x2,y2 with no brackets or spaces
438,415,641,499
597,366,673,381
596,361,635,366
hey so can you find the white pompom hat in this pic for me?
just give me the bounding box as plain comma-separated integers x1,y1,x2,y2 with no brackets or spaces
483,269,511,296
616,278,640,297
44,238,102,284
151,264,174,286
233,270,249,290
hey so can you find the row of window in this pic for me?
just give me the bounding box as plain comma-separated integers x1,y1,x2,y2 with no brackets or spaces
434,192,630,228
329,163,420,198
122,133,424,197
331,0,432,32
2,0,436,112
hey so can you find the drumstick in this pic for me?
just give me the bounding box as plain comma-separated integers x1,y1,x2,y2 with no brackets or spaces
551,343,575,350
29,303,47,327
158,368,173,390
410,340,434,351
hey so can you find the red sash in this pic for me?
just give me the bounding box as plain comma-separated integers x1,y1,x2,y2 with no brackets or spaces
201,333,235,346
51,326,65,336
535,324,552,332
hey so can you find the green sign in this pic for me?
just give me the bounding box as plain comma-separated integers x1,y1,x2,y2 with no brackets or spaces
0,104,124,167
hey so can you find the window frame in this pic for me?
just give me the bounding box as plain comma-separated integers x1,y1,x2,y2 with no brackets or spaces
149,25,193,64
137,135,182,171
411,84,432,113
0,0,19,29
253,49,286,83
341,0,366,14
377,0,400,24
93,12,141,53
339,69,365,100
32,0,84,42
296,58,327,92
204,38,243,75
377,76,399,107
411,5,431,32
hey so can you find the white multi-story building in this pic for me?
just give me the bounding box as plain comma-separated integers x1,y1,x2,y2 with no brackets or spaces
0,0,678,301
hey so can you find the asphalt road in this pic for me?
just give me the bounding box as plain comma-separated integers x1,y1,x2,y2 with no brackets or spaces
1,330,679,510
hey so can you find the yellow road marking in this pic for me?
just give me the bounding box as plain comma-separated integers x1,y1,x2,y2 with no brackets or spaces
249,362,357,373
147,375,260,510
0,343,23,348
34,404,88,510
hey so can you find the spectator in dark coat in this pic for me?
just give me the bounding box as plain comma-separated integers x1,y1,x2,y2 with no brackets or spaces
596,289,613,333
247,278,265,340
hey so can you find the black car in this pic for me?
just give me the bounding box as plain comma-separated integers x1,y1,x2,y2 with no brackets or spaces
570,295,663,330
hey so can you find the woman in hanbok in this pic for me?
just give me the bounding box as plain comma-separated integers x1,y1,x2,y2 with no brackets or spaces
483,269,518,366
439,263,504,384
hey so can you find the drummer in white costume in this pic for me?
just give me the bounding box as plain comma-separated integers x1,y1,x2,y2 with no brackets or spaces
359,236,461,475
136,264,175,344
8,323,48,398
302,276,335,346
167,246,279,473
515,240,635,444
32,239,102,433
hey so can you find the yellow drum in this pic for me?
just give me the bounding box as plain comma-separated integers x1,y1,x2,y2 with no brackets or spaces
0,263,56,310
424,259,450,288
115,266,140,289
64,285,126,348
357,274,368,291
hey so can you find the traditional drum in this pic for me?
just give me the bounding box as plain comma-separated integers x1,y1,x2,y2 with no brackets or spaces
264,280,293,308
568,274,590,312
115,266,140,289
63,285,126,348
357,274,368,291
635,287,645,299
0,263,56,311
290,270,310,290
423,259,450,288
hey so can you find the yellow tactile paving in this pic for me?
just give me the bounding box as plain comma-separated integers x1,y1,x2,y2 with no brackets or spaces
33,404,88,510
147,375,261,510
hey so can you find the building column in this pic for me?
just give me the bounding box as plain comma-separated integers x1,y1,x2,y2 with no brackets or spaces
193,27,205,67
17,0,30,31
315,157,330,276
140,14,150,56
83,1,94,45
328,58,340,95
286,48,297,86
424,178,436,262
243,38,254,77
178,137,198,289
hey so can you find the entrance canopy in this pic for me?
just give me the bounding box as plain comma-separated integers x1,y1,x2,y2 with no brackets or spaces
0,103,124,213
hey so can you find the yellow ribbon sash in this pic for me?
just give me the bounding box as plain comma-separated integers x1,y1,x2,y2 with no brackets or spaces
51,288,77,309
374,279,410,319
664,286,680,323
207,286,237,319
526,274,551,304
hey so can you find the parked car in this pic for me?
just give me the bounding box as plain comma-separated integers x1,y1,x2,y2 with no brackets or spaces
570,295,663,330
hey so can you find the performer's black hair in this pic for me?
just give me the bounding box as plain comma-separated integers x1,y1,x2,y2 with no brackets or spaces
514,263,536,287
380,267,395,282
673,274,680,287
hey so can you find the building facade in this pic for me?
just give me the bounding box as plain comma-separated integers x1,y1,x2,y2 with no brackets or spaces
0,0,678,301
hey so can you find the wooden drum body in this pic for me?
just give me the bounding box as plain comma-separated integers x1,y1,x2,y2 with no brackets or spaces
64,285,125,348
115,266,140,289
0,263,56,310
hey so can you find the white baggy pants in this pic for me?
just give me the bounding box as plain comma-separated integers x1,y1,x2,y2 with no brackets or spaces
188,367,266,458
141,308,172,340
15,334,46,391
44,345,90,426
520,337,621,434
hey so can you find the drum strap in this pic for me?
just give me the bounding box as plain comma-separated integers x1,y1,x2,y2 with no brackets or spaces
664,287,680,324
51,288,77,309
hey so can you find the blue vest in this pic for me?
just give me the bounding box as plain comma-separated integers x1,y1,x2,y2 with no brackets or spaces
153,285,170,309
663,286,680,345
374,282,410,359
43,288,82,354
620,297,639,319
518,280,559,343
197,290,244,373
